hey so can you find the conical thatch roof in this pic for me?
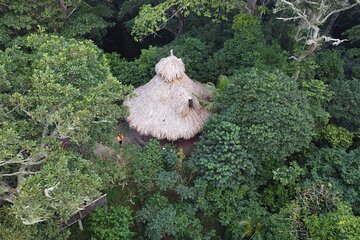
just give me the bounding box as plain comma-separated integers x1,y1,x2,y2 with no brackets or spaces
124,51,211,141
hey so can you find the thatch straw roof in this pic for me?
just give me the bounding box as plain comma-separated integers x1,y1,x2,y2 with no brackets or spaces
124,50,211,141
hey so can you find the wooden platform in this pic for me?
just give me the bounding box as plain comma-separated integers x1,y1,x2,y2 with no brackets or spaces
62,194,107,230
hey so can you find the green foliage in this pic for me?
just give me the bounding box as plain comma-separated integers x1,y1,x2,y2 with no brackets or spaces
262,15,296,51
345,24,360,44
327,77,360,130
161,144,179,169
300,79,332,135
223,200,267,240
0,0,115,48
12,151,102,224
106,47,157,87
197,75,231,111
304,204,360,240
93,158,127,188
231,13,262,41
118,0,156,21
183,18,233,53
267,183,340,239
176,184,196,200
0,33,131,225
305,148,360,212
236,220,264,240
315,50,345,82
0,206,69,240
127,140,164,193
295,56,318,81
61,1,115,41
263,184,294,213
156,171,181,191
193,182,267,240
220,68,314,179
323,124,353,148
273,161,304,187
264,162,303,212
190,116,255,189
267,201,302,240
136,194,207,240
89,206,134,240
343,48,360,79
1,33,131,144
209,13,263,79
209,13,289,81
131,0,235,41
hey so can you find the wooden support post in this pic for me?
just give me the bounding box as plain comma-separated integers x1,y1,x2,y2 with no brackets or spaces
78,219,84,231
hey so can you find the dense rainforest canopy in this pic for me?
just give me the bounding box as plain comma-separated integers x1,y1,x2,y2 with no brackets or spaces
1,0,360,239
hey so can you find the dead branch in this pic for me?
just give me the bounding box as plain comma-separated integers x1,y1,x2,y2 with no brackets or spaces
275,0,360,80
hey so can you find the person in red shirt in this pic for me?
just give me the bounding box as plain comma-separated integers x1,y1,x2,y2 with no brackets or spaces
117,133,124,146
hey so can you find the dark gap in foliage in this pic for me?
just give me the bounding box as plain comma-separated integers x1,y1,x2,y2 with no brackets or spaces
100,22,175,60
332,8,360,48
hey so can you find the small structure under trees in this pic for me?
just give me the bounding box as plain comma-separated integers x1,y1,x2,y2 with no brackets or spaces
62,194,107,231
124,50,211,141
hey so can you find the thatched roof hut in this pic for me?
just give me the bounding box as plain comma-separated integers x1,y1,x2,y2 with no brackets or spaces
124,50,211,141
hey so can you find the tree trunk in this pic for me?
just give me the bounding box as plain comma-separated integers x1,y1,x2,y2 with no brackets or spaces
245,0,257,13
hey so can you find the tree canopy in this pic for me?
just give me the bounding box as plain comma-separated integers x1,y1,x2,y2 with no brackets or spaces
1,0,360,239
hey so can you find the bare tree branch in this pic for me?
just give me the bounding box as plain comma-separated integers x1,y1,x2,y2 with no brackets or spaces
275,0,360,80
320,1,360,24
0,171,38,177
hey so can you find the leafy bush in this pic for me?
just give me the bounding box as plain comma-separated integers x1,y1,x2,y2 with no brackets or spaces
136,194,207,240
161,144,180,170
156,171,181,191
127,140,164,193
0,1,114,48
89,206,134,240
220,68,314,179
209,14,263,79
12,151,102,224
193,183,267,240
267,183,341,240
343,48,360,79
106,47,157,87
190,116,255,189
304,204,360,240
264,161,304,212
267,201,303,240
300,79,332,136
0,206,69,240
209,13,289,81
315,50,345,82
305,148,360,212
222,200,267,240
327,77,360,130
323,124,353,148
345,25,360,45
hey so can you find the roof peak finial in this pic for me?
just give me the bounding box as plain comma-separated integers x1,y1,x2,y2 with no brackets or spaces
170,49,174,56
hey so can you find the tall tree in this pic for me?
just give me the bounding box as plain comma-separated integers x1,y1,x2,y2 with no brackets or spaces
0,0,115,48
131,0,237,41
220,68,314,180
274,0,360,79
0,33,131,222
